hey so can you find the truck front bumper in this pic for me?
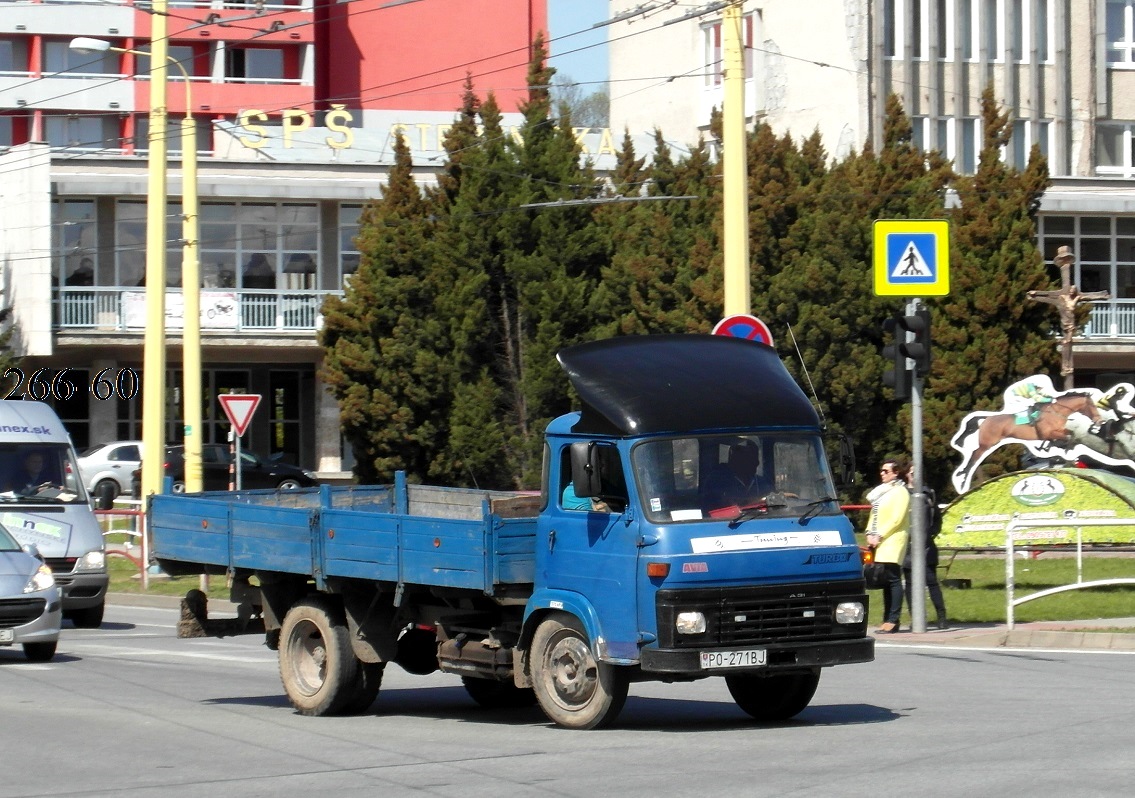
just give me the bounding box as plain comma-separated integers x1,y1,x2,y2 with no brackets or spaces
639,636,874,675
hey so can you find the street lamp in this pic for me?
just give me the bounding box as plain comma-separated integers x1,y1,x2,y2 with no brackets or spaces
71,29,203,496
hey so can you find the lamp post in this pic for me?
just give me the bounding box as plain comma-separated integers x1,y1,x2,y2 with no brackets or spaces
71,26,203,496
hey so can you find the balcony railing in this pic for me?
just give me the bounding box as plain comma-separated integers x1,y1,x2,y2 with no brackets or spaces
1082,301,1135,338
55,288,343,333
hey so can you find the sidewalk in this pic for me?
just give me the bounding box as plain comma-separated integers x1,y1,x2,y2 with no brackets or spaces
875,617,1135,651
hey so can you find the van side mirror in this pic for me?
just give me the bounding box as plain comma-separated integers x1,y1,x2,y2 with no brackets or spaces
21,543,44,562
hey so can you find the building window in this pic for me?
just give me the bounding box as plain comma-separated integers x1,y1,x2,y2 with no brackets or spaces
1108,0,1135,65
43,114,116,151
1009,119,1050,169
52,200,97,288
339,204,362,283
1095,122,1135,175
1039,215,1135,301
43,39,117,76
114,201,182,287
226,46,286,82
0,37,28,72
981,0,1003,60
884,0,929,58
703,13,753,86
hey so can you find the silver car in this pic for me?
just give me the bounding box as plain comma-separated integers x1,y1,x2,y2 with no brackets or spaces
77,441,142,503
0,523,61,661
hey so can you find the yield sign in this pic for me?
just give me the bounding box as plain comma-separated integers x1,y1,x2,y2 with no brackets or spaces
218,393,261,437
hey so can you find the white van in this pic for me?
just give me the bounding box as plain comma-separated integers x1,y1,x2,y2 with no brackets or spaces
0,401,107,627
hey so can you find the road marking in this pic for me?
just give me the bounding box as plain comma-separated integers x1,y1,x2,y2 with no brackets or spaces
70,643,272,664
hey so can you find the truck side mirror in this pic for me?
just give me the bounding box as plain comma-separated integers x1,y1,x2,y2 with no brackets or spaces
835,433,856,488
570,441,603,498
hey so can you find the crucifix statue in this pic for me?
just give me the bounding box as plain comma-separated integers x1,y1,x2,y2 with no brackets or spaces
1027,245,1110,390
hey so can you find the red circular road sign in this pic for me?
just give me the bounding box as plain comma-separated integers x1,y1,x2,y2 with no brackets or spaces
712,314,774,346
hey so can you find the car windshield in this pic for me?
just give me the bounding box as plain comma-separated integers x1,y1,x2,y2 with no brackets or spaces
0,443,87,503
632,432,840,524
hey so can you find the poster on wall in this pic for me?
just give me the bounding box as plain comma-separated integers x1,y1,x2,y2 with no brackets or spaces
950,374,1135,494
122,291,239,330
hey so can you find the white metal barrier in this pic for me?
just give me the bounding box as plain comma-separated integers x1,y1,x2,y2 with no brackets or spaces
1004,518,1135,629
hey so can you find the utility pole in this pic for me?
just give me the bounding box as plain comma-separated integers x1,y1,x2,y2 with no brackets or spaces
1027,245,1109,390
722,0,750,315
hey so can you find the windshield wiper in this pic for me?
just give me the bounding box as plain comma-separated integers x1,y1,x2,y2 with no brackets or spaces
799,497,838,525
728,501,788,528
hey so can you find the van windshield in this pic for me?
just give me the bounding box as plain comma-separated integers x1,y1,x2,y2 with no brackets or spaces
0,443,87,503
632,433,840,524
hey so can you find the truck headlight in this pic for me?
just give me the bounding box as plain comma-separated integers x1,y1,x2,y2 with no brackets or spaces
835,602,865,624
676,611,706,635
25,564,55,593
76,550,106,572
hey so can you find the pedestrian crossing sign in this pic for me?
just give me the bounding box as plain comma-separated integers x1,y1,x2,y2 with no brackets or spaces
872,219,950,296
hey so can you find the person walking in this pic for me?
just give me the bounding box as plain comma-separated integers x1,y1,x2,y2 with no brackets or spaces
865,458,910,633
903,480,950,630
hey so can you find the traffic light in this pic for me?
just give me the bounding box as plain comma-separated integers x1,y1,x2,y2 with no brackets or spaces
897,308,932,377
882,317,911,400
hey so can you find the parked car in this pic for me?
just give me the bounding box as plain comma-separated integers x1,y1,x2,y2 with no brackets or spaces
133,445,317,495
0,523,61,661
77,441,142,503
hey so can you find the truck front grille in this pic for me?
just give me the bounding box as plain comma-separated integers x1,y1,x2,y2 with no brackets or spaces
655,581,866,649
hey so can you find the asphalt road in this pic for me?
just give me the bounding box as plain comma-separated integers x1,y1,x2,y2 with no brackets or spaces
2,603,1134,798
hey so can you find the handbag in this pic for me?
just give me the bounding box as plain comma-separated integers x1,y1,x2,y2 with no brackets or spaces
863,561,888,590
861,546,887,590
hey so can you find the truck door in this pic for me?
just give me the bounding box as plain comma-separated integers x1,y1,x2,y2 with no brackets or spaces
540,445,641,662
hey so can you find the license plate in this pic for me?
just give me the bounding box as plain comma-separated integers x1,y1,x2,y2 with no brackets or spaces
0,629,13,644
700,648,766,669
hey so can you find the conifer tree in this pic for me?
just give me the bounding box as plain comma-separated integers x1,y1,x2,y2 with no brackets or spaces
319,132,447,483
929,87,1056,494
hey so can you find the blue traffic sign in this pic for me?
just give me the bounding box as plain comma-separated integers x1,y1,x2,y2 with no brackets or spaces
712,314,774,346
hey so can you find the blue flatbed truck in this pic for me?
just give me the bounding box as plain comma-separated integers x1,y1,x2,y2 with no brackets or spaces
152,335,873,729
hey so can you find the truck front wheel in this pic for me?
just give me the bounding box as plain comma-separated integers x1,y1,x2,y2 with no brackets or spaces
530,613,628,730
279,597,359,716
725,669,820,722
340,661,385,715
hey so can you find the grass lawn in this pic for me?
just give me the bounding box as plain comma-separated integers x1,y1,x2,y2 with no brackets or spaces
106,548,232,602
869,550,1135,627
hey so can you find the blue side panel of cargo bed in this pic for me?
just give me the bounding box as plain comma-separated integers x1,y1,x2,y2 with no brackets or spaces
150,495,234,566
229,502,316,576
399,514,487,590
493,517,537,586
321,509,400,582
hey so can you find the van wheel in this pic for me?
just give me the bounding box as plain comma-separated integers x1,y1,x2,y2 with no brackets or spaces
725,669,820,722
23,642,57,662
68,602,105,629
530,613,628,730
279,597,358,716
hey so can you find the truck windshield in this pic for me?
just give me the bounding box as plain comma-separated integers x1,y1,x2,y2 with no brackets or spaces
632,433,840,524
0,443,87,503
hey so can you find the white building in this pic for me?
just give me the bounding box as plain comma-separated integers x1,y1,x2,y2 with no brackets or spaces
608,0,1135,386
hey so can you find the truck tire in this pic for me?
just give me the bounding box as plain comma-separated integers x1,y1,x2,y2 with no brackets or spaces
530,613,628,730
67,601,105,629
462,676,537,709
725,669,820,722
340,661,385,715
279,597,359,716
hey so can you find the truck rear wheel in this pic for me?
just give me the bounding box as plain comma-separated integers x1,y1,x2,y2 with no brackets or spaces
530,613,628,730
462,676,537,709
340,661,385,715
279,597,358,716
725,669,820,722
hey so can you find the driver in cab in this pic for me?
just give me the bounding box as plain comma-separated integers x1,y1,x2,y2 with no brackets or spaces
700,441,772,510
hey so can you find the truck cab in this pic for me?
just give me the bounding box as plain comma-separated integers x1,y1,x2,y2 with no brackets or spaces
524,335,872,725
